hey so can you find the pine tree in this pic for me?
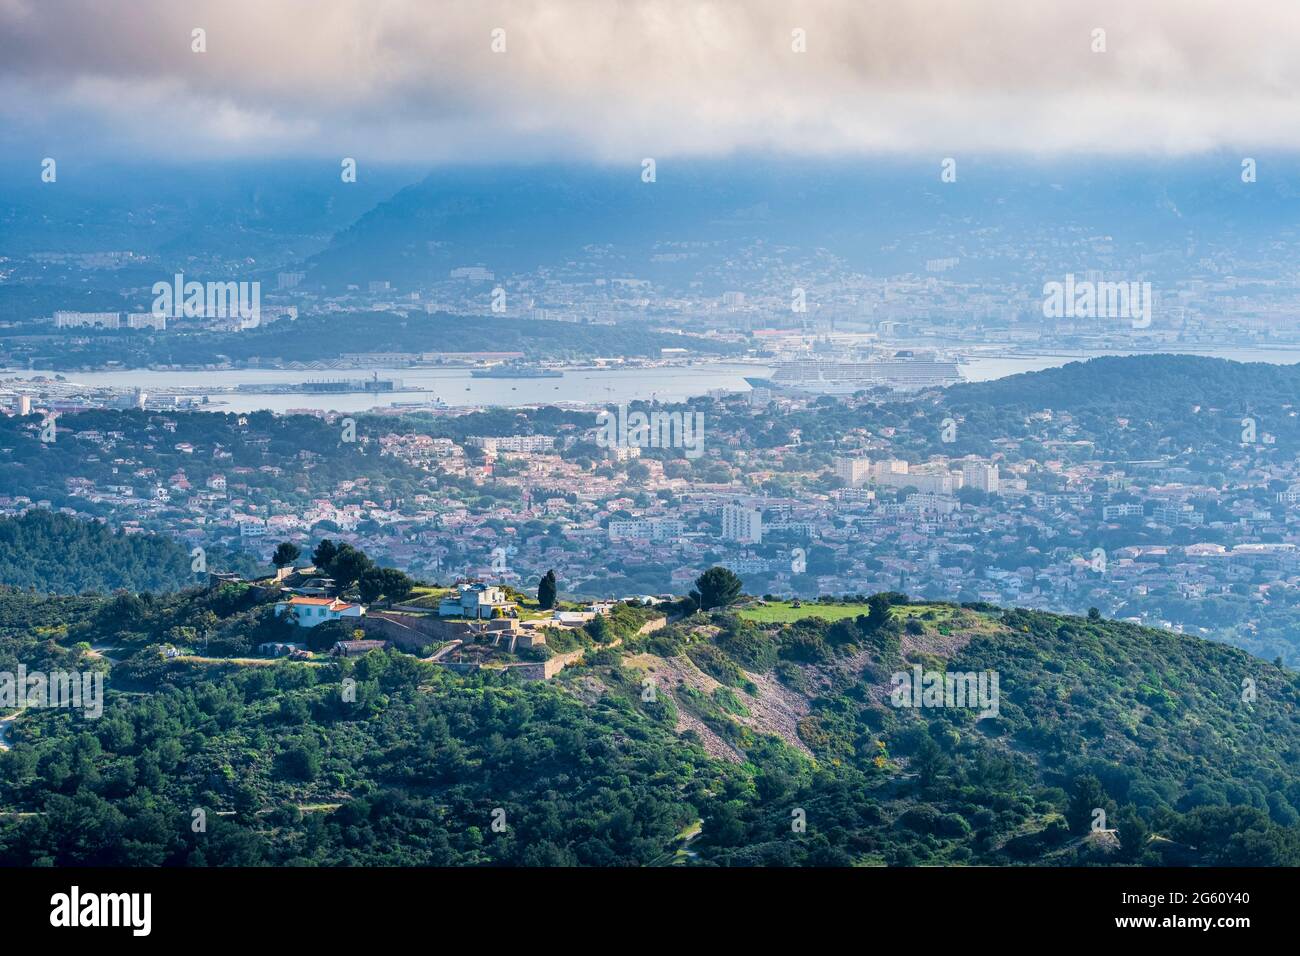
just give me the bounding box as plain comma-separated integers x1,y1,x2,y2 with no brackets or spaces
537,569,558,610
272,542,301,569
691,566,743,611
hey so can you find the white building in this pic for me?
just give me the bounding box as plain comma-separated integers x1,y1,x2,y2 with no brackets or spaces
608,518,686,541
721,504,763,544
55,311,121,329
834,456,872,487
276,595,366,628
1102,503,1144,520
469,435,555,454
260,305,299,324
961,461,1000,494
127,312,167,330
1152,504,1204,526
721,556,777,574
905,493,959,515
451,266,494,282
603,444,641,462
875,469,956,495
438,583,514,619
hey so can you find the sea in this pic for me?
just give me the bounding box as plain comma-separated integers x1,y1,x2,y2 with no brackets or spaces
5,348,1299,414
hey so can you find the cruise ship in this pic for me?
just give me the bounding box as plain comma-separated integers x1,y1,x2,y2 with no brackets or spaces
746,351,962,395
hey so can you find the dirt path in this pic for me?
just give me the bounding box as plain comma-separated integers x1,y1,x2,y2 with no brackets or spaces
86,642,123,664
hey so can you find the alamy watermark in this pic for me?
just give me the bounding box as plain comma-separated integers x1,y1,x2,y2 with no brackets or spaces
596,404,705,459
152,273,261,325
50,886,150,936
1042,273,1151,328
890,665,999,719
1,666,104,718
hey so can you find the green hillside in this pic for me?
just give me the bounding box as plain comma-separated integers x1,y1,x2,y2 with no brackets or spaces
0,511,259,595
1,585,1298,866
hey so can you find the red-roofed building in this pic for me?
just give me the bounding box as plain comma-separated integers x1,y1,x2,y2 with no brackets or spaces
276,595,366,628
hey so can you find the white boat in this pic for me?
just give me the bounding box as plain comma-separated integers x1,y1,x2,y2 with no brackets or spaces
751,351,962,395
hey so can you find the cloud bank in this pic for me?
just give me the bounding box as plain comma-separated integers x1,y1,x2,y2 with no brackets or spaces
2,0,1298,162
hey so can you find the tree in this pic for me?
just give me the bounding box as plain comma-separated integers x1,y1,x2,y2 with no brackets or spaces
1115,805,1151,863
1067,774,1112,834
272,542,301,570
379,567,414,606
279,736,321,781
537,569,558,610
865,593,892,632
585,613,612,643
312,539,338,573
358,568,386,605
330,545,373,589
355,564,413,606
692,566,743,611
302,618,353,653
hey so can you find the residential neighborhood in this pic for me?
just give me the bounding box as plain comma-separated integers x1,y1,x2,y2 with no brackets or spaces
4,384,1297,663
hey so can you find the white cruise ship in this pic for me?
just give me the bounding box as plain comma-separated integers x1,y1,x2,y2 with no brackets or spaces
748,350,962,395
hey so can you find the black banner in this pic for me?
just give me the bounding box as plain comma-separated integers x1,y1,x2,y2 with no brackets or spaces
0,866,1279,942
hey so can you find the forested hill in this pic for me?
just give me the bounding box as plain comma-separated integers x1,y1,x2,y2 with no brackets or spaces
0,511,244,595
945,354,1300,419
752,353,1300,461
1,581,1298,866
946,353,1300,408
932,353,1300,461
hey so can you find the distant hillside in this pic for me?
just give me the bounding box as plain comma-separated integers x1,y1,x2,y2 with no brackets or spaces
0,511,255,595
947,353,1300,418
303,159,1300,291
937,353,1300,459
753,353,1300,462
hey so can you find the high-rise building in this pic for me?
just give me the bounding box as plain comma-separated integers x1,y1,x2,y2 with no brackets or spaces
834,456,872,487
721,504,763,544
961,461,1000,494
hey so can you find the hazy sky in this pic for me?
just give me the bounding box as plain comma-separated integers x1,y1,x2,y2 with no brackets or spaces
3,0,1298,163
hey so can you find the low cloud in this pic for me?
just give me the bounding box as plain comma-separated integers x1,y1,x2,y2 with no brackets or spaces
3,0,1298,161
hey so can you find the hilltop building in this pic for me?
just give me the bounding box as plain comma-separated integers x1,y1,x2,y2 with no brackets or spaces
276,595,366,628
438,583,515,619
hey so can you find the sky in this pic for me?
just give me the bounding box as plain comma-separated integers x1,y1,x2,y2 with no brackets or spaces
2,0,1299,163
